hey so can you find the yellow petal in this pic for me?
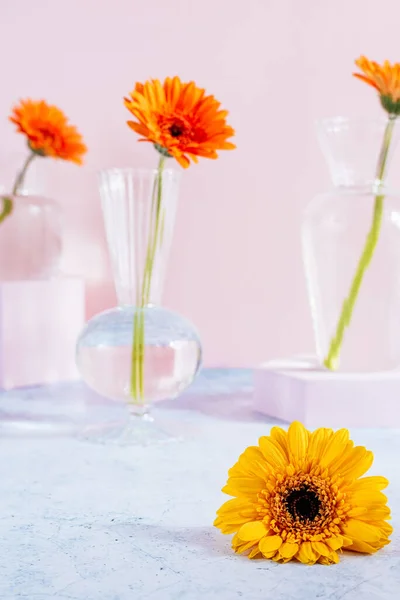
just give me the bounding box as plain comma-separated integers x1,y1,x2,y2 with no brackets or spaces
248,547,262,559
279,541,299,558
350,476,389,492
371,521,393,536
326,536,345,551
238,520,268,542
301,541,319,562
259,535,283,554
341,535,354,547
273,554,292,564
296,543,318,565
217,505,259,521
311,541,331,557
258,436,287,470
343,519,382,544
347,506,368,517
346,540,380,554
234,540,257,554
357,507,391,521
349,490,388,506
218,523,239,534
330,551,340,564
216,514,257,526
222,476,264,498
216,497,256,516
262,550,278,559
318,551,339,565
270,426,289,458
335,447,374,480
308,428,332,462
319,428,349,469
236,446,269,478
232,533,240,547
287,421,309,462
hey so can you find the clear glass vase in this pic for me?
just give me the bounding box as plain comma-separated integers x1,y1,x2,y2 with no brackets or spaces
303,117,400,372
76,167,202,444
0,193,62,280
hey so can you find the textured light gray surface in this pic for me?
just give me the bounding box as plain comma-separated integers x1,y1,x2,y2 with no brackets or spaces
0,370,399,600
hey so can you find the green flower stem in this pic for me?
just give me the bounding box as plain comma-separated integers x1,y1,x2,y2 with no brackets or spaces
324,116,396,370
0,196,13,224
131,309,143,400
130,156,166,402
0,151,36,226
142,157,166,304
130,173,159,401
12,151,36,195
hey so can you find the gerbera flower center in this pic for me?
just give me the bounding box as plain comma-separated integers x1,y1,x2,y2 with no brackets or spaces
169,123,184,137
37,126,57,143
28,123,60,156
257,472,347,543
285,486,321,522
157,115,193,146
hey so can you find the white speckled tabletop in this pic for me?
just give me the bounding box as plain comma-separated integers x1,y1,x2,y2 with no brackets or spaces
0,370,399,600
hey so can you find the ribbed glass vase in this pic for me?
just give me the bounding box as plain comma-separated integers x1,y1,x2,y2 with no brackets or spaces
76,167,202,444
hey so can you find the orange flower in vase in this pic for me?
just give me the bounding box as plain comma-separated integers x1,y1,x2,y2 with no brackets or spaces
124,76,236,404
124,76,236,168
0,99,87,224
10,99,87,165
0,100,86,280
353,56,400,115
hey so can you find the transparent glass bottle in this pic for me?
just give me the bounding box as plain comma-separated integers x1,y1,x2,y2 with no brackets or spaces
0,193,62,280
76,168,202,444
303,117,400,372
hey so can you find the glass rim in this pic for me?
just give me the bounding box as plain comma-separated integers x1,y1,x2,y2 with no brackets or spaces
316,116,392,129
98,166,182,179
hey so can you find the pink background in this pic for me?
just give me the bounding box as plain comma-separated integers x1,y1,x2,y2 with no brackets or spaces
1,0,400,367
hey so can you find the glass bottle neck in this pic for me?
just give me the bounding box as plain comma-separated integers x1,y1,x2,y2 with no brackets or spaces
317,117,399,191
99,168,180,308
331,179,390,193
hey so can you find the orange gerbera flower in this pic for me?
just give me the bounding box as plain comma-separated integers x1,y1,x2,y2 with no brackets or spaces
354,56,400,115
9,99,87,164
124,77,236,168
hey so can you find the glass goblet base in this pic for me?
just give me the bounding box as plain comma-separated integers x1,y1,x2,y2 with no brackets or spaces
78,403,180,446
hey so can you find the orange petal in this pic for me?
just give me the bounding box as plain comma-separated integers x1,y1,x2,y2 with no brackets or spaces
353,73,380,91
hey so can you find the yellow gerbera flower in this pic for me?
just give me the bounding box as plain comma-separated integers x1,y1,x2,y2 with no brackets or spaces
214,422,392,565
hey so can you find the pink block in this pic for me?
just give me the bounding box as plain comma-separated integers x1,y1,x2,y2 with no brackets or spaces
254,356,400,428
0,279,85,389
